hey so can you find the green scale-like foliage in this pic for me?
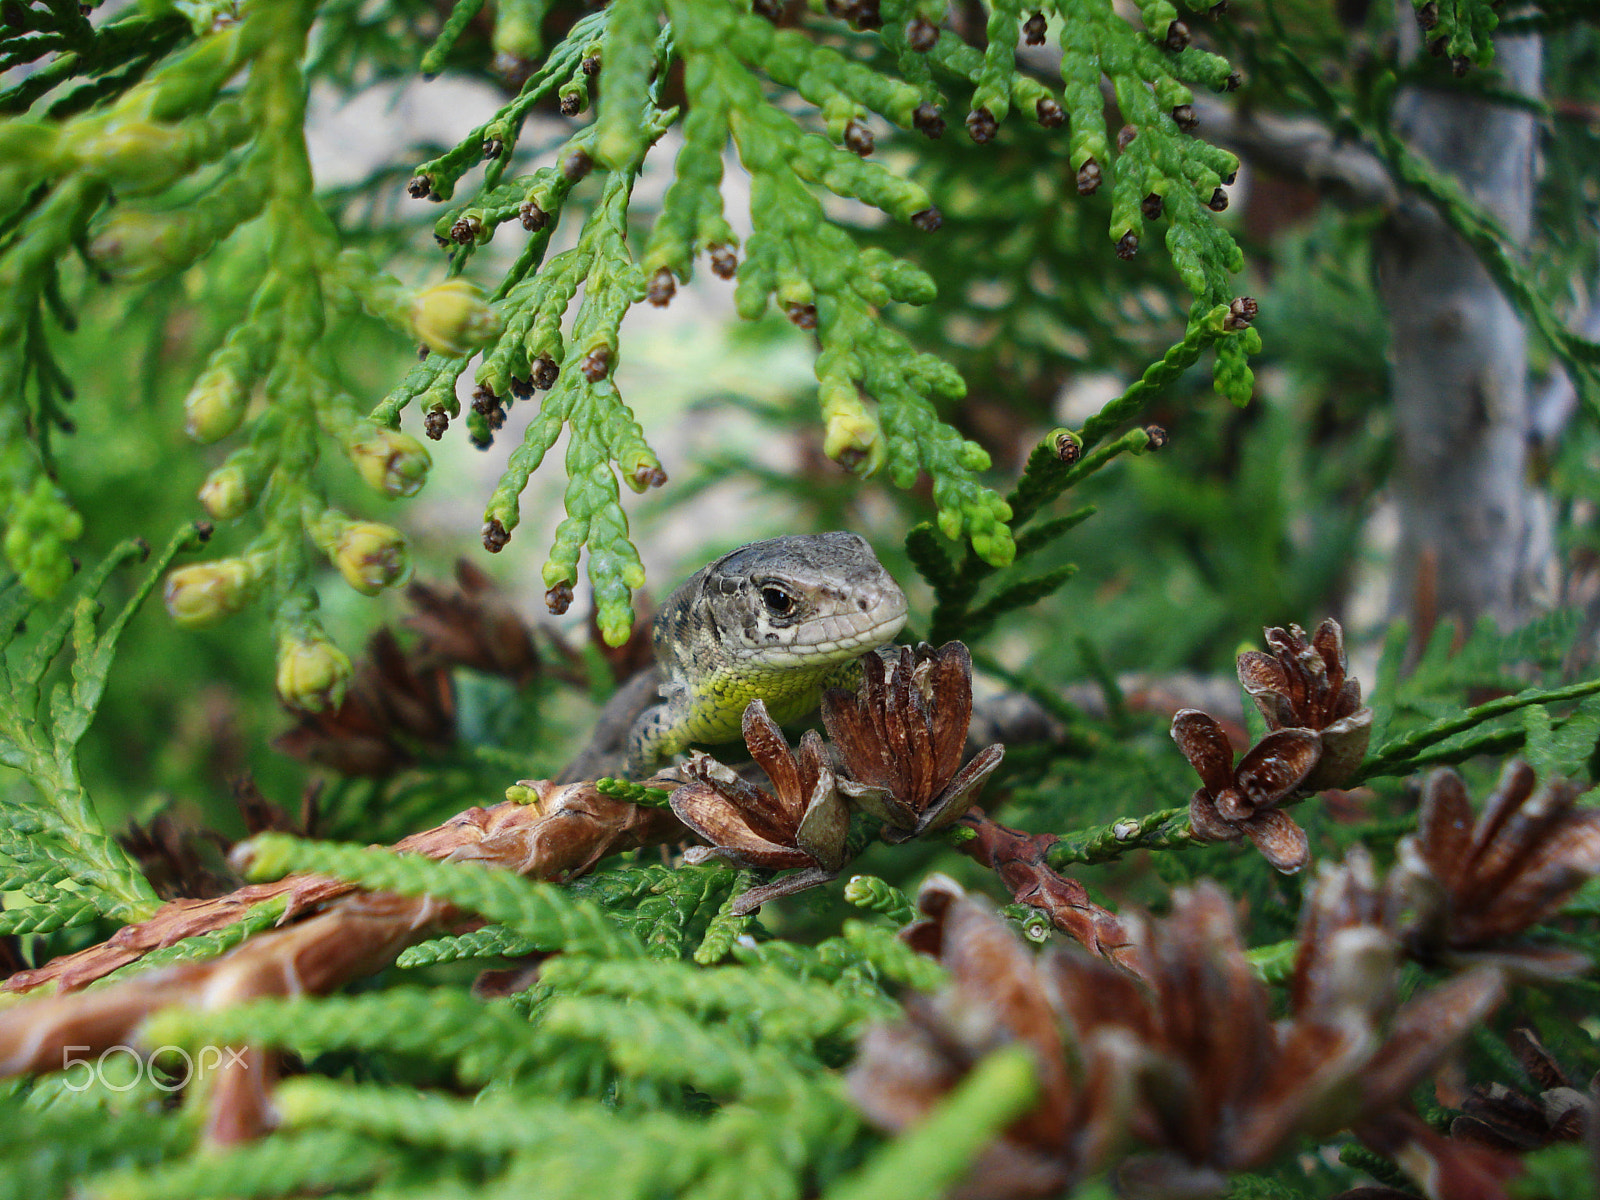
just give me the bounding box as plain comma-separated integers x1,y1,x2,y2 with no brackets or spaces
1315,611,1600,785
375,0,1266,642
0,0,1270,674
1412,0,1499,67
907,305,1255,649
241,832,646,959
0,0,515,716
106,827,1027,1200
0,527,206,931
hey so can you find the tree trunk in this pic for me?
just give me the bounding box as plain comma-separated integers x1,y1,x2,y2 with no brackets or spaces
1376,34,1551,630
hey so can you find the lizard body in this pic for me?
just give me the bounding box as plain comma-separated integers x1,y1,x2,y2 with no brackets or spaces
610,532,907,777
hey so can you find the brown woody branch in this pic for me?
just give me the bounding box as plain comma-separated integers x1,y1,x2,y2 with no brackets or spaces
0,782,685,1092
956,808,1136,972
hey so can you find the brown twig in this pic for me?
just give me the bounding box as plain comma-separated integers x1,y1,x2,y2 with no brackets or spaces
0,782,685,1091
956,808,1135,971
5,782,683,997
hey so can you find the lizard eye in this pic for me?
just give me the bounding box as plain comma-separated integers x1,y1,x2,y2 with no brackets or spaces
760,585,796,617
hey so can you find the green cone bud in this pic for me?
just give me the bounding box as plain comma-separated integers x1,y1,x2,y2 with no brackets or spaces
819,378,885,476
2,476,83,599
197,463,253,521
88,209,176,280
163,558,258,626
348,426,431,497
404,280,503,358
183,365,248,444
332,521,412,595
275,633,352,712
74,119,189,192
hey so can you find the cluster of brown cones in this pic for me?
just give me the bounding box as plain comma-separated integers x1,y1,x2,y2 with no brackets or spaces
273,561,543,777
669,642,1005,913
1172,619,1374,872
847,744,1600,1199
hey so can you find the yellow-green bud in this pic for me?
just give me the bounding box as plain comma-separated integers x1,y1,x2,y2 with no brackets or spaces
504,783,538,805
404,279,503,358
184,366,248,443
163,558,256,626
74,119,189,192
197,463,253,521
348,426,431,498
332,521,412,595
819,380,885,476
275,634,352,712
493,2,543,60
776,277,815,309
89,208,176,281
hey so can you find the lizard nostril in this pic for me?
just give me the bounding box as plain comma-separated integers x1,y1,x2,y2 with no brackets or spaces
858,598,870,612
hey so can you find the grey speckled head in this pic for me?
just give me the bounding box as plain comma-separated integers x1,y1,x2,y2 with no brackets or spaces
664,532,908,670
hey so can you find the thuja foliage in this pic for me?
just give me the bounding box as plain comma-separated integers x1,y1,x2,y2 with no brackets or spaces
6,1,1600,1200
2,0,1265,698
7,528,1600,1198
0,524,203,932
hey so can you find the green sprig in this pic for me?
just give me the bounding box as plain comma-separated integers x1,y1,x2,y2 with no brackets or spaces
0,526,204,926
238,832,644,959
1046,805,1195,868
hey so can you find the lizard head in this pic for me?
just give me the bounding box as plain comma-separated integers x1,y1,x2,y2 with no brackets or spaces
695,532,908,670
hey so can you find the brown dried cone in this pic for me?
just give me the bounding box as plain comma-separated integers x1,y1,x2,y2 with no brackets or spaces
854,869,1506,1200
821,642,1004,843
850,877,1140,1199
274,628,455,776
1353,1110,1524,1200
1237,619,1372,790
1387,762,1600,978
403,559,539,683
669,700,851,914
118,811,234,900
1170,709,1321,873
1452,1027,1594,1152
1112,871,1505,1199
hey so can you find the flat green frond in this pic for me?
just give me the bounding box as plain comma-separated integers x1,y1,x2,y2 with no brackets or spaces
143,988,544,1082
539,994,809,1101
238,832,644,959
0,1094,195,1200
843,874,916,926
594,776,675,808
1411,0,1499,67
271,1075,857,1200
89,1129,390,1200
418,0,488,76
1357,675,1600,782
539,954,895,1041
692,872,757,964
1522,695,1600,781
0,894,100,934
0,528,202,926
398,922,539,967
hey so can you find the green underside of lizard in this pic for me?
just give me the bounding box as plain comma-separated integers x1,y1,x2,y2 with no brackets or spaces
630,656,867,771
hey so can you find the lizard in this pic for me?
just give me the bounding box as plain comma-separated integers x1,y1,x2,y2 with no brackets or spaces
559,532,908,782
